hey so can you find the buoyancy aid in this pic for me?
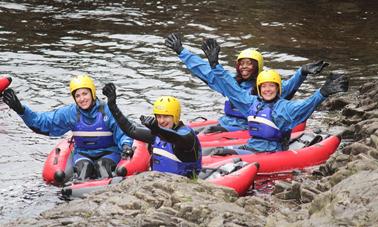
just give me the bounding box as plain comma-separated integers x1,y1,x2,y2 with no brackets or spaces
224,100,246,119
247,101,283,142
72,103,115,150
152,136,201,177
224,83,255,119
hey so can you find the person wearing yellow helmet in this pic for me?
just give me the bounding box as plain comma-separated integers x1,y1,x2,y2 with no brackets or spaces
165,33,328,133
102,83,201,178
153,96,181,128
256,70,282,99
199,38,348,152
2,75,133,182
235,48,263,83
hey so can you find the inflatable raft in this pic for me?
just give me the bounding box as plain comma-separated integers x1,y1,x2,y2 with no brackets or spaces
200,159,259,196
201,132,341,173
61,176,125,199
61,158,259,199
200,130,305,153
188,118,306,143
42,139,150,186
0,76,12,93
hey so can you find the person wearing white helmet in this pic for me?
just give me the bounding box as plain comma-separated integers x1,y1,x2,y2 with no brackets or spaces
165,33,328,133
2,75,133,181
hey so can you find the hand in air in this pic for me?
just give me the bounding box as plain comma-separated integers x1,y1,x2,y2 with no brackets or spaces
102,83,117,105
320,73,349,97
301,60,329,76
3,88,24,114
201,38,220,69
165,33,184,55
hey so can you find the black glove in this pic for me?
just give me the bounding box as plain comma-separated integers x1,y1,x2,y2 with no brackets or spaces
320,73,349,97
201,38,220,69
102,83,117,105
3,88,24,114
301,60,329,75
165,33,183,55
122,145,134,159
140,115,159,132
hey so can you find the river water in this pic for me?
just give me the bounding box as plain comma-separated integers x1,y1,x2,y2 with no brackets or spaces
0,0,377,223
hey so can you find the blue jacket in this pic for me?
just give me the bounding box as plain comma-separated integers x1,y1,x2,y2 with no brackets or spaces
204,64,326,151
179,48,307,131
19,99,133,156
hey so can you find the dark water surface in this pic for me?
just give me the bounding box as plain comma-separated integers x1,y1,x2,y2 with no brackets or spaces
0,0,377,223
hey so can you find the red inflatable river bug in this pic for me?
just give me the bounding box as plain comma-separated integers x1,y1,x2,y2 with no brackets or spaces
0,76,12,93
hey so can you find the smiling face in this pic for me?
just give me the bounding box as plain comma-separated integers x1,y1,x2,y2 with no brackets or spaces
260,82,279,101
155,114,175,129
73,88,93,110
238,58,258,80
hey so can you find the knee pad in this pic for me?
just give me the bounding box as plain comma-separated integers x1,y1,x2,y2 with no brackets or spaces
74,159,95,181
95,158,116,179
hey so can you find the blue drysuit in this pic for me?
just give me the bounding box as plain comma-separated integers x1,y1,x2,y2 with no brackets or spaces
205,64,326,152
179,48,307,131
19,99,133,157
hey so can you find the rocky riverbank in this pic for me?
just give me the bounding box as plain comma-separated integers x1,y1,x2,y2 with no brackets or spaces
5,81,378,227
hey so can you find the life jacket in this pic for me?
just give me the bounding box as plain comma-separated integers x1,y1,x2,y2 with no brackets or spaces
247,101,283,142
72,103,115,150
151,132,201,177
224,82,255,119
224,100,245,119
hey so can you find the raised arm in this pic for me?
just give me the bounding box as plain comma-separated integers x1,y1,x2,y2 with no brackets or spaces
283,73,349,129
102,83,155,144
165,33,210,82
201,38,257,116
165,33,234,94
140,115,199,162
140,115,197,151
281,60,329,99
3,88,73,136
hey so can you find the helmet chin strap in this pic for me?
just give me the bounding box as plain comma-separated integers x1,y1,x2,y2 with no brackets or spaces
87,98,96,111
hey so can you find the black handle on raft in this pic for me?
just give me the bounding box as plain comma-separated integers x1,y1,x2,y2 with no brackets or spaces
53,148,61,165
190,116,208,122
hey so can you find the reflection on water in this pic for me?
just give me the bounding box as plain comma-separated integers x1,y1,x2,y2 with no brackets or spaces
0,0,377,223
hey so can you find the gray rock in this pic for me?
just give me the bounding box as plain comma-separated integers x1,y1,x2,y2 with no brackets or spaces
5,172,269,227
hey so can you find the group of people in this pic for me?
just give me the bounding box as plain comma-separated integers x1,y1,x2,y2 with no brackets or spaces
1,33,348,181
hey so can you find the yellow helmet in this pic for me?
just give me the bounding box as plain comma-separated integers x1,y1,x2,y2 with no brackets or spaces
256,70,282,96
236,49,264,74
153,96,181,125
69,75,96,100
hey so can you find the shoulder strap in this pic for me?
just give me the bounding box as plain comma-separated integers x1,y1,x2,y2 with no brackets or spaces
98,101,105,116
76,106,81,122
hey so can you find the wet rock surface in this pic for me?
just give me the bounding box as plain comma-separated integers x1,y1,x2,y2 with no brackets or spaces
5,81,378,227
266,81,378,226
5,172,273,227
